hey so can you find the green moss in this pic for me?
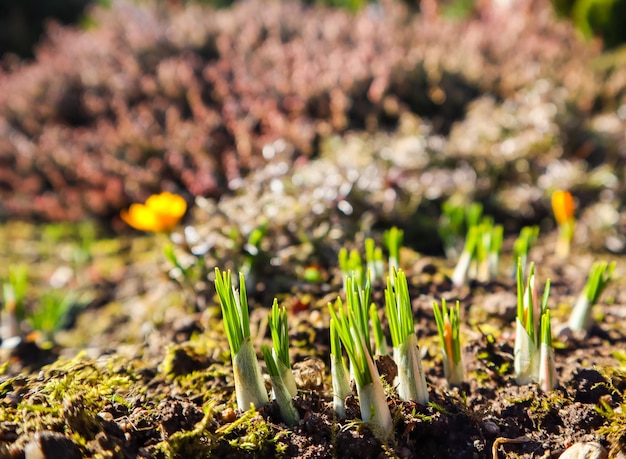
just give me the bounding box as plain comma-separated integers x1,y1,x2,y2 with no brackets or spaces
0,353,143,452
215,407,290,454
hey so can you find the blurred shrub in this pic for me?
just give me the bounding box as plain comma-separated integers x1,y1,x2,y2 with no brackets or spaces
0,0,621,225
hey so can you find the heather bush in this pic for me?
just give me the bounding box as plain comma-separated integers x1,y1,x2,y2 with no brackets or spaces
0,0,623,227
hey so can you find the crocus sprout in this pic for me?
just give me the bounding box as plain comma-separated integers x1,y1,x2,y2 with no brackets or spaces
385,269,429,404
568,261,616,333
370,303,389,356
330,318,351,419
512,226,539,276
121,191,187,232
487,224,503,281
451,225,479,287
474,219,503,282
538,309,557,392
383,226,404,276
338,247,365,291
267,299,297,397
328,277,393,438
514,260,552,386
439,200,466,259
214,268,268,411
551,190,575,258
365,238,385,283
261,345,300,426
433,299,464,387
241,221,268,279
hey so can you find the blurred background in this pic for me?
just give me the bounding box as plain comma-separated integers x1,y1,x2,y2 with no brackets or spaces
2,0,626,58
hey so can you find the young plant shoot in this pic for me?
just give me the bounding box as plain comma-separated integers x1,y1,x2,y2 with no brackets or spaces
432,299,464,387
538,309,557,392
267,299,297,397
365,238,385,283
261,345,300,426
338,247,365,291
214,268,268,411
568,261,616,333
328,276,393,438
330,318,352,419
514,260,552,386
439,200,466,259
370,303,389,356
487,223,503,281
384,226,404,277
385,269,429,404
512,225,539,276
451,225,479,287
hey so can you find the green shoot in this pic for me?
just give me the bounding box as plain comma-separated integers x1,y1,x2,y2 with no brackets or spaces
450,208,504,286
451,225,479,287
512,225,539,275
514,260,552,385
338,247,365,291
214,268,268,411
568,261,616,332
370,303,389,356
385,269,429,404
365,238,385,282
466,202,484,228
268,299,297,397
538,309,557,392
488,223,503,280
432,299,464,387
439,200,466,259
383,226,404,275
330,318,352,419
328,276,393,437
261,345,300,426
470,218,503,282
241,221,268,279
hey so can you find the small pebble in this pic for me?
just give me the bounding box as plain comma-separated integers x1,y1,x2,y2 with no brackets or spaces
559,442,607,459
482,420,500,437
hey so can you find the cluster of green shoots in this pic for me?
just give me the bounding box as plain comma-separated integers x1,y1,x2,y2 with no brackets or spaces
212,220,617,437
514,261,555,391
329,268,431,437
338,228,404,290
443,202,505,287
443,199,542,287
214,268,301,426
451,215,503,287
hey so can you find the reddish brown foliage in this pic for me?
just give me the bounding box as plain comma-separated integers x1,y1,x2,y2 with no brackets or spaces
0,0,606,223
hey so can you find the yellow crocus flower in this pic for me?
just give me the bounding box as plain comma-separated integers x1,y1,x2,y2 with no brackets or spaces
121,192,187,232
551,190,575,258
551,190,575,226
